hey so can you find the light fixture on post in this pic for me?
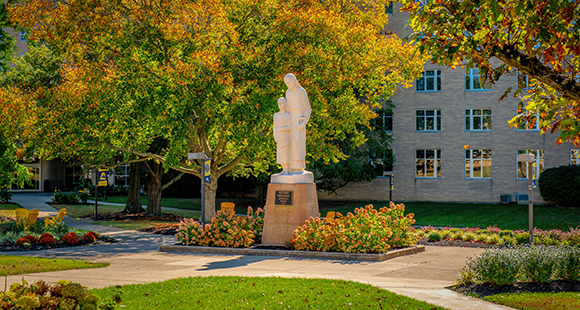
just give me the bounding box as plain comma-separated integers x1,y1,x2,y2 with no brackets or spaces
517,153,535,244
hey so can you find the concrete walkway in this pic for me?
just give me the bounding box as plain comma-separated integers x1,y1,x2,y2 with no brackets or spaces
3,193,514,310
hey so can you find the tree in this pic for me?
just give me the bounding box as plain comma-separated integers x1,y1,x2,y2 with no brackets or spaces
7,0,424,218
399,0,580,145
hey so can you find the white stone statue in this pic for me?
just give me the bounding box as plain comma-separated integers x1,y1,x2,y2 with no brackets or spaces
273,97,291,174
271,73,314,184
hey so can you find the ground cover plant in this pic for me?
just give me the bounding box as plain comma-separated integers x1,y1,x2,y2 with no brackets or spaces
90,276,447,310
483,292,580,310
0,255,108,276
292,203,417,253
416,226,580,247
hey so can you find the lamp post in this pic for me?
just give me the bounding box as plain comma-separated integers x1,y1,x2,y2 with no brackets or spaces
188,152,210,225
518,153,535,244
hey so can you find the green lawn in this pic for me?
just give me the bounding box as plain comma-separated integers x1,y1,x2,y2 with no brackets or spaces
484,292,580,310
90,276,448,310
318,200,580,231
0,203,21,210
0,255,109,276
102,196,258,214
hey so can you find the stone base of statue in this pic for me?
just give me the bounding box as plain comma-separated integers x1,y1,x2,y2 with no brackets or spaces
261,180,319,246
270,171,314,184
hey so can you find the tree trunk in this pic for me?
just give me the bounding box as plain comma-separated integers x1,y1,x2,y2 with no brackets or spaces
124,162,144,213
145,160,163,216
203,168,219,221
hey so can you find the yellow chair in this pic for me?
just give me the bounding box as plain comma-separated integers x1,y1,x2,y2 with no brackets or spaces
220,202,235,215
26,209,39,229
325,211,336,222
15,208,28,221
45,208,66,228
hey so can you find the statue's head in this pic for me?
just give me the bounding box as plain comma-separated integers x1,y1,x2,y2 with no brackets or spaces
277,97,287,111
284,73,301,89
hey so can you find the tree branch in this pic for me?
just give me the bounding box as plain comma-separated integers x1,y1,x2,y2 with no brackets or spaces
161,172,184,191
217,156,242,177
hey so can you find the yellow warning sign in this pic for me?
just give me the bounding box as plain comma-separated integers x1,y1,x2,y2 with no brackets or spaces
98,169,108,187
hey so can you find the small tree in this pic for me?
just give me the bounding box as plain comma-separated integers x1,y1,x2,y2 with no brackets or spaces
538,165,580,207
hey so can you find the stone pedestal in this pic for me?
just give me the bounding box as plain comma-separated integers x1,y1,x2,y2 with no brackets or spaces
261,183,319,246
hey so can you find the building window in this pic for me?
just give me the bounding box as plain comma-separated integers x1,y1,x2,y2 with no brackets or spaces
516,112,540,131
370,150,393,176
114,164,130,186
571,149,580,166
385,1,393,14
465,149,491,179
416,149,441,178
416,109,441,131
465,109,491,131
416,70,441,92
372,109,392,132
20,31,26,41
517,149,544,179
465,68,491,91
517,71,530,89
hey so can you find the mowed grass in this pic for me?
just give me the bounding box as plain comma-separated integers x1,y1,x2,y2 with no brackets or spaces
102,196,257,214
51,204,199,230
90,276,448,310
319,200,580,231
484,292,580,310
0,255,109,276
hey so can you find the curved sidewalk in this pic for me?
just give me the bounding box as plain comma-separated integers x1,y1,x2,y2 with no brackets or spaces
4,193,514,310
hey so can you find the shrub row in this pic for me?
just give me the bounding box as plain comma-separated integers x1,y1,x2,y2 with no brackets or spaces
51,190,90,204
291,203,417,253
419,225,580,247
459,245,580,285
5,231,100,248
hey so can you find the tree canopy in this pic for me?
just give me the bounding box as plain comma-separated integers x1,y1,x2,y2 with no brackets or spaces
400,0,580,145
4,0,424,216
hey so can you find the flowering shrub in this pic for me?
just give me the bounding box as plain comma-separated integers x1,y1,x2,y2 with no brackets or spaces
291,203,417,253
77,189,90,203
16,237,31,247
39,233,56,246
176,207,264,248
83,231,99,243
22,234,38,244
62,232,79,246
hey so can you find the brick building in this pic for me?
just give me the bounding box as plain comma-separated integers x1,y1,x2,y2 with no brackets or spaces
319,3,578,204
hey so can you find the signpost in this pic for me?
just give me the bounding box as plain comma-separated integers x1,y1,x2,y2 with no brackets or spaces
518,153,535,244
94,169,109,220
188,152,211,225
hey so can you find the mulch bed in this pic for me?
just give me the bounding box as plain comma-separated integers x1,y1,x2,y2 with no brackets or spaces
0,236,117,252
452,281,580,298
415,237,497,249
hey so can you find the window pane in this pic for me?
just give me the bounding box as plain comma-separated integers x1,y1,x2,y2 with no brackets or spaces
416,150,424,158
483,149,492,159
472,160,481,178
483,116,491,130
416,78,425,91
436,116,441,131
416,160,424,177
465,159,470,178
483,109,492,115
416,117,424,131
416,110,424,116
473,116,481,130
426,117,434,130
426,110,435,116
426,150,435,158
482,162,491,178
436,159,441,177
473,76,481,89
426,159,434,177
517,161,527,178
473,150,481,159
426,77,434,90
465,76,470,89
426,71,434,76
465,117,470,130
473,109,482,115
384,117,392,131
465,150,470,158
437,75,441,90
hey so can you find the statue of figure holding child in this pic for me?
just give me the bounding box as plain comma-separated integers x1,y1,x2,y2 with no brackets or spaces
271,73,313,183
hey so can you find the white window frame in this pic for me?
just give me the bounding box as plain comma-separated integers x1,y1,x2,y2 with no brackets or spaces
415,149,441,178
465,149,492,179
465,108,492,131
571,149,580,166
516,149,544,180
416,70,441,92
415,109,441,132
465,68,491,91
114,164,130,187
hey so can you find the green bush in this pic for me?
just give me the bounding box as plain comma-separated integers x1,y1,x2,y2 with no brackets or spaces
516,232,530,244
538,165,580,207
50,191,79,204
0,186,12,203
428,231,442,242
460,246,580,285
466,248,521,285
